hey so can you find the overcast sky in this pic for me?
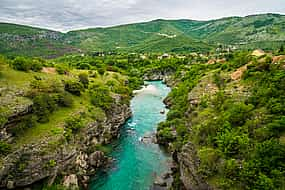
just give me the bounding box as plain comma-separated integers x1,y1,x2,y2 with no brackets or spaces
0,0,284,32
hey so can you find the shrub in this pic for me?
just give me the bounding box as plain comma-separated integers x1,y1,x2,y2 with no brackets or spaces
30,60,43,72
9,115,37,136
64,116,84,133
78,63,91,70
98,67,106,76
78,73,89,88
90,86,113,110
11,57,30,71
0,141,11,155
55,66,66,74
33,94,57,123
198,147,220,177
157,126,175,144
57,92,74,107
216,129,249,156
64,80,84,96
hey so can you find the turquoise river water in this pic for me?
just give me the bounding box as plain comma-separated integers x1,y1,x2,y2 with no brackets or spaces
89,81,172,190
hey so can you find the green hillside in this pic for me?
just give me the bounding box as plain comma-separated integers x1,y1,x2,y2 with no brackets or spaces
0,23,78,57
0,13,285,56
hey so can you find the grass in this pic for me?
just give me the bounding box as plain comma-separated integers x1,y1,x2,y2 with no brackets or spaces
0,65,33,88
1,64,126,148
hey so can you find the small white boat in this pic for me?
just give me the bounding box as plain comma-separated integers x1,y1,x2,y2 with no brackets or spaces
160,109,165,114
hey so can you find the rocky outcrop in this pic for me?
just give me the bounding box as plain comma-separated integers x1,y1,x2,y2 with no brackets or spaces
178,143,211,190
143,70,173,84
0,102,131,189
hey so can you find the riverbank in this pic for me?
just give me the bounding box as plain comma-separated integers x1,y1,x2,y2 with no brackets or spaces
0,59,134,190
90,81,172,190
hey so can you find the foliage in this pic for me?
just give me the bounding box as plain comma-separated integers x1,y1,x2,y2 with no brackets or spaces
158,51,285,189
78,73,89,88
64,80,84,96
90,86,114,110
11,57,30,71
64,115,84,140
56,92,74,107
32,94,57,123
0,141,11,155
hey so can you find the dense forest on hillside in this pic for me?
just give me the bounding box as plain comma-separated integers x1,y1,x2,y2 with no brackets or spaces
157,50,285,189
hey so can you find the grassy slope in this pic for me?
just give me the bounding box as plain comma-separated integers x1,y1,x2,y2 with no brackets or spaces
0,64,126,149
0,13,285,56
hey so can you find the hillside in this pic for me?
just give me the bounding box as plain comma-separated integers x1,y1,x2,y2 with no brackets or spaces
0,54,140,189
157,51,285,189
0,23,78,57
0,13,285,56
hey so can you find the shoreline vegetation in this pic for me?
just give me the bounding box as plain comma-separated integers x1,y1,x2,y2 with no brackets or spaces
0,12,284,190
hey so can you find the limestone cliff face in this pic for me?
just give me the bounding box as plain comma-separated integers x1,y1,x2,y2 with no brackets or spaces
0,102,131,189
178,143,211,190
143,69,174,86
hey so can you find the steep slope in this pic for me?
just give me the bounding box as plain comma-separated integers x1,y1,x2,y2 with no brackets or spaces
157,52,285,189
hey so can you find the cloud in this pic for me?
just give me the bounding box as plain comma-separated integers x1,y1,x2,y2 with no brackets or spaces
0,0,284,32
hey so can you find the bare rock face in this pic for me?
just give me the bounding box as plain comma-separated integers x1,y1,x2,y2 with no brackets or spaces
89,151,106,167
178,143,211,190
63,174,78,189
0,100,132,189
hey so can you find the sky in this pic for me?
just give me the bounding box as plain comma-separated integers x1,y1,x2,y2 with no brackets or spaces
0,0,284,32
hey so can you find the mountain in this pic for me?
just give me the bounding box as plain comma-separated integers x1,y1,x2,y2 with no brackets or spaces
0,13,285,56
0,23,78,57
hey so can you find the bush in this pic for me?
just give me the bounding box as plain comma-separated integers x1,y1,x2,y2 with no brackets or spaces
57,92,74,107
30,60,43,72
55,65,68,75
98,67,106,76
0,141,11,155
11,57,30,71
90,86,113,110
216,129,249,156
157,126,175,144
78,73,89,88
64,116,84,133
9,115,37,136
33,94,57,123
78,63,91,70
64,80,84,96
198,147,220,177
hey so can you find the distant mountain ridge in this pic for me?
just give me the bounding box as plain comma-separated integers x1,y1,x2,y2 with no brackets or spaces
0,13,285,57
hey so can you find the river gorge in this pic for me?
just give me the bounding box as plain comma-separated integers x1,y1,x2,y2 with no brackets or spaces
90,81,172,190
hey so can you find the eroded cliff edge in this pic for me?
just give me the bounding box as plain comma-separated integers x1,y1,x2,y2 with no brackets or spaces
0,98,131,189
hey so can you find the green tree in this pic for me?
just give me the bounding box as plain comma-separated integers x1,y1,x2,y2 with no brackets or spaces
78,73,89,88
33,94,57,123
90,86,113,110
64,80,84,96
11,57,30,71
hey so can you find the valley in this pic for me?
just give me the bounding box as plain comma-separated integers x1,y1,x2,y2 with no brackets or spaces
0,11,285,190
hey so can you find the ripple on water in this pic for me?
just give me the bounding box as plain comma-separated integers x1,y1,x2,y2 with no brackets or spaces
90,81,171,190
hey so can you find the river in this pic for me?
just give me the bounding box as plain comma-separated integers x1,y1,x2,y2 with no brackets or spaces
89,81,172,190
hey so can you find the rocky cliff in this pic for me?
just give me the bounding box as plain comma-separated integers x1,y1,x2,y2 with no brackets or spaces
0,102,131,189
